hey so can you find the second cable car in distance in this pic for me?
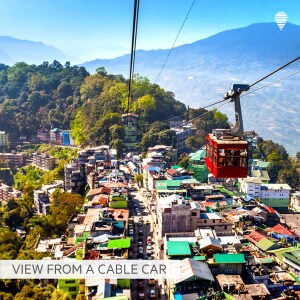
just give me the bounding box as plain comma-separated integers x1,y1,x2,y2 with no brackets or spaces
205,84,250,179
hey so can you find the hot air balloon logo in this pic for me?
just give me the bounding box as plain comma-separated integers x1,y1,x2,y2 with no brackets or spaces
275,12,288,30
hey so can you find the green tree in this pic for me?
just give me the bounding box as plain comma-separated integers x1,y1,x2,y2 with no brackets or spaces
179,155,189,169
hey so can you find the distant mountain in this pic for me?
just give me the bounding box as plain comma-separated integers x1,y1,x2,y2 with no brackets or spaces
82,22,300,154
0,36,75,65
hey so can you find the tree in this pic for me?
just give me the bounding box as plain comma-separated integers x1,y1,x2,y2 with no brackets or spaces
110,139,124,159
50,192,84,235
277,168,299,190
179,155,189,169
96,66,107,76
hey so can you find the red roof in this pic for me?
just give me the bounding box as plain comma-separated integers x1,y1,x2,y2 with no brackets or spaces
264,206,276,214
166,168,177,175
87,187,112,197
270,223,298,237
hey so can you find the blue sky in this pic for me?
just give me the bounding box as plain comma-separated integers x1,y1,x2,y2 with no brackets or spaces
0,0,299,61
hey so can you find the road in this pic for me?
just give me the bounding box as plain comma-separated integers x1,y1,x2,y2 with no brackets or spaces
129,190,167,300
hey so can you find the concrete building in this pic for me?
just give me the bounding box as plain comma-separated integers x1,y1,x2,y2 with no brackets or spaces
171,124,196,149
33,152,56,171
156,194,233,238
239,177,262,198
239,178,291,212
0,152,26,168
34,190,50,215
188,149,208,183
260,184,291,212
157,194,191,238
0,131,9,146
0,183,21,203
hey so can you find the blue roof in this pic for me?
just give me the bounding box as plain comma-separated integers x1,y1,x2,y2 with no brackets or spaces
245,195,255,202
148,166,161,172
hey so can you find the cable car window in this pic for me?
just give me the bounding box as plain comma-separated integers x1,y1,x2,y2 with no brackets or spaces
227,150,238,167
218,149,226,167
213,147,217,165
240,149,247,167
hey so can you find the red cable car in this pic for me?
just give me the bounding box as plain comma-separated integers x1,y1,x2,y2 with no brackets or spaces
205,84,250,179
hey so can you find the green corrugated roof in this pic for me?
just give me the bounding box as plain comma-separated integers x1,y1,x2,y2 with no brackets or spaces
156,180,181,188
268,247,297,261
167,241,191,256
107,238,130,249
193,255,206,261
289,272,300,284
181,178,199,184
218,186,234,196
171,165,181,170
257,257,273,264
283,252,300,265
189,150,206,161
256,238,276,252
214,253,245,264
256,161,270,168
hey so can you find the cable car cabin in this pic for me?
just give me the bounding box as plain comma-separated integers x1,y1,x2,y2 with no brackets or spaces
205,133,248,178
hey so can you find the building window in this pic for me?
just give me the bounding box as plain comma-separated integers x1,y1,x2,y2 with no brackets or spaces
224,225,227,230
204,220,207,223
191,212,197,216
68,287,77,292
65,280,76,284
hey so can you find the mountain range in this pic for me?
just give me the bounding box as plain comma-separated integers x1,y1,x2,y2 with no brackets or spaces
82,22,300,155
0,36,73,65
0,23,299,154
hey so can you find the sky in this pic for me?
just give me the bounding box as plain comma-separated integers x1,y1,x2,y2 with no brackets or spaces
0,0,299,62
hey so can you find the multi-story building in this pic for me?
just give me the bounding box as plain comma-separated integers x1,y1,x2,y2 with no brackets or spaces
32,152,56,171
260,183,291,212
240,179,291,211
61,131,71,146
156,194,191,238
171,124,196,149
0,183,21,203
239,177,262,198
0,131,9,146
50,128,72,146
0,152,26,168
156,194,233,238
188,149,208,183
36,130,49,143
34,190,50,215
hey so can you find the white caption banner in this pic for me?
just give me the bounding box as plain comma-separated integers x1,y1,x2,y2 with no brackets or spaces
0,260,181,279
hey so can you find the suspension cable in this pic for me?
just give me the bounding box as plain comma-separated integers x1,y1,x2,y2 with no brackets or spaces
127,0,140,120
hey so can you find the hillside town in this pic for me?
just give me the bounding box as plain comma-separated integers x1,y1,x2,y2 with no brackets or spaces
1,123,300,300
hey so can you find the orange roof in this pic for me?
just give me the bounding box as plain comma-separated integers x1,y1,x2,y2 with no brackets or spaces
91,194,109,205
245,230,265,244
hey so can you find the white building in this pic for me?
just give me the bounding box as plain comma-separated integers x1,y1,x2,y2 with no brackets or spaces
0,131,9,146
239,177,262,198
239,178,291,211
260,183,291,211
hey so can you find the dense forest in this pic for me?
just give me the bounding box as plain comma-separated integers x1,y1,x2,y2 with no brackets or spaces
0,61,88,140
0,61,230,153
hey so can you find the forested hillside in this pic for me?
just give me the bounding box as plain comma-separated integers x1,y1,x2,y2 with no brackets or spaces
0,61,230,152
0,61,89,140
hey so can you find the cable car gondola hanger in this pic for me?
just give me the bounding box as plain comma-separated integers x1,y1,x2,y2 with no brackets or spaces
205,84,250,179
